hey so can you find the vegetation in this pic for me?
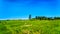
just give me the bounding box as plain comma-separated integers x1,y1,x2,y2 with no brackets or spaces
29,14,32,20
0,20,60,34
33,16,60,20
0,15,60,34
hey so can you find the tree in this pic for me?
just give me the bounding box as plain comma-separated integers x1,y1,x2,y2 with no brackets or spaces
54,17,60,20
29,14,31,20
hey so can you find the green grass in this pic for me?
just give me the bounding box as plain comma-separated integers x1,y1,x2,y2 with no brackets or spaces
0,20,60,34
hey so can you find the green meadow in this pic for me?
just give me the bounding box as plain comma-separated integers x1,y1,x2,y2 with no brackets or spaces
0,20,60,34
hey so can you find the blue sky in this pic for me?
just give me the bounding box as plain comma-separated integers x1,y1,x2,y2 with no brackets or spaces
0,0,60,19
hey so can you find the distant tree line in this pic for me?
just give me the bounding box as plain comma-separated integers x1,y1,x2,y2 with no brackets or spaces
28,15,60,20
33,16,60,20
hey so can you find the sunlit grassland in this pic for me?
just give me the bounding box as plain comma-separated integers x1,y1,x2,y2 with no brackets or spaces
0,20,60,34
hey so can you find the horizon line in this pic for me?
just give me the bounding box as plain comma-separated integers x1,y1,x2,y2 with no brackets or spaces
0,18,29,20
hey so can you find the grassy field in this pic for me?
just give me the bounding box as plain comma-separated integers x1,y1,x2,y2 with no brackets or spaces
0,20,60,34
